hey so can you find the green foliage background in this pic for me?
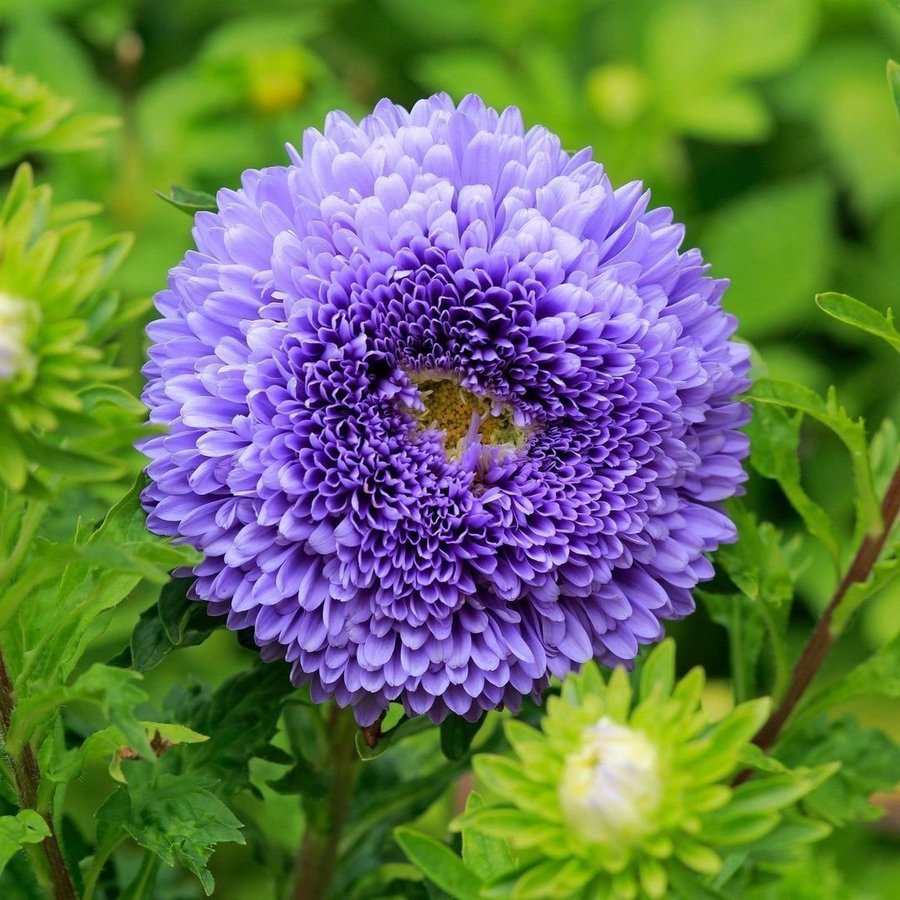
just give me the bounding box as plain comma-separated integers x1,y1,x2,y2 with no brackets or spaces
1,0,899,897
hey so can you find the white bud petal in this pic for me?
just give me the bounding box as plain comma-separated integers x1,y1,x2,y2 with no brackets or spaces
559,716,662,845
0,292,36,383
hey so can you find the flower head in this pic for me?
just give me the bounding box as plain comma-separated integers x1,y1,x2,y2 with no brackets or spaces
460,641,836,899
140,94,750,724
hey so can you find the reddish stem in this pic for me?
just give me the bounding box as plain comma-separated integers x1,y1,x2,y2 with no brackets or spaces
0,645,77,900
753,461,900,751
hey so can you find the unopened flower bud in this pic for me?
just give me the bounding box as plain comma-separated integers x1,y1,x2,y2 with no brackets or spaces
0,292,36,383
559,717,662,845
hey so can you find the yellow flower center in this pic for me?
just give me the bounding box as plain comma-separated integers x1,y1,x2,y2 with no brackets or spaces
409,374,525,459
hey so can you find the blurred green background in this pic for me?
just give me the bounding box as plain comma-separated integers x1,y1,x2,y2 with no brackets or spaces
2,0,899,897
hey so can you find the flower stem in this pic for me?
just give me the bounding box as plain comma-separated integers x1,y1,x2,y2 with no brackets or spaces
0,643,77,900
754,460,900,751
291,705,360,900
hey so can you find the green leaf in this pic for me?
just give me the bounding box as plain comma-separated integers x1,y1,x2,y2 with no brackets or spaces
698,592,765,704
694,699,771,783
740,812,832,862
509,858,594,899
156,186,218,215
798,632,900,723
0,810,50,876
888,59,900,117
702,811,781,847
716,506,797,697
456,807,558,850
702,178,831,337
18,432,126,483
96,771,244,896
164,661,295,796
44,720,208,786
746,404,839,563
266,758,328,800
472,755,558,818
12,480,200,689
748,379,880,544
0,421,29,492
815,292,900,352
394,827,483,900
6,663,149,758
646,0,815,142
776,716,900,825
124,577,218,672
639,637,676,702
717,765,838,819
459,792,518,883
440,713,486,761
668,861,730,899
830,545,899,635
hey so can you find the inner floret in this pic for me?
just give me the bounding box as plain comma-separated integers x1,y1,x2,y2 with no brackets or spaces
407,373,526,458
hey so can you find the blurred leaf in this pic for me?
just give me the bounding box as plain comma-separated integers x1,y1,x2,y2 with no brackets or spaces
156,185,218,216
698,591,765,704
0,423,28,492
2,8,113,111
815,293,900,352
798,631,900,722
394,827,483,900
266,757,328,799
459,792,518,883
703,179,831,337
648,0,816,141
0,65,116,166
777,716,900,825
0,810,49,876
776,44,900,215
668,861,730,900
18,431,127,484
890,59,900,116
96,771,244,896
830,546,899,635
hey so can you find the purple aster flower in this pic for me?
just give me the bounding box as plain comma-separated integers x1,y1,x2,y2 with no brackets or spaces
140,94,749,725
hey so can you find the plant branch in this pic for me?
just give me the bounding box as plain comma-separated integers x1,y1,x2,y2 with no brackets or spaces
0,643,77,900
754,460,900,751
292,705,360,900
